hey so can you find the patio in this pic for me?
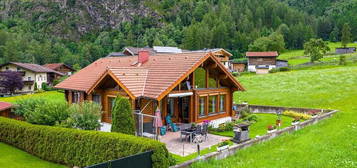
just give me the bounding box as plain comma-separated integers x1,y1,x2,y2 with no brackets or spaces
159,132,229,156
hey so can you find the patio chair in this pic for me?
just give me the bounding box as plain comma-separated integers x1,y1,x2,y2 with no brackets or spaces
192,125,202,141
165,115,178,132
201,123,208,141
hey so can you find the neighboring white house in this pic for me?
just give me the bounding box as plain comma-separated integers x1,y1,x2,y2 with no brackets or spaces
0,62,63,93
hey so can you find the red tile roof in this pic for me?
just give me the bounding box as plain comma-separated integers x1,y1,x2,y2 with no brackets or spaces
246,51,278,57
56,52,244,100
2,62,64,75
43,63,75,71
0,102,12,111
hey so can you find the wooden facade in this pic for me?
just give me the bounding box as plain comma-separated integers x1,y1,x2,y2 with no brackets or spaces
248,57,276,66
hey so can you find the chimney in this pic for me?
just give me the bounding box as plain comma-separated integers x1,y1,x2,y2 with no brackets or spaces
138,50,149,64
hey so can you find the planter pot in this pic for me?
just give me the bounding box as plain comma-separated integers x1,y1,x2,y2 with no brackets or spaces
267,129,277,134
217,145,229,151
291,121,300,126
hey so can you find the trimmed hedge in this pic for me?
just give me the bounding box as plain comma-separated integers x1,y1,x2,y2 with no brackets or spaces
0,117,175,167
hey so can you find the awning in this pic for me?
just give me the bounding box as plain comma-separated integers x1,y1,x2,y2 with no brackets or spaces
168,92,193,98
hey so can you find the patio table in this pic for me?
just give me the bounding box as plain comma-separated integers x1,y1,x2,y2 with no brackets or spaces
180,128,196,143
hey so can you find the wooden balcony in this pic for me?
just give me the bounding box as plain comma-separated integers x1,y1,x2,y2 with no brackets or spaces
23,80,34,85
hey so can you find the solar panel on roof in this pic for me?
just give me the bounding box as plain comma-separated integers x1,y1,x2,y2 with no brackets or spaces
153,46,182,53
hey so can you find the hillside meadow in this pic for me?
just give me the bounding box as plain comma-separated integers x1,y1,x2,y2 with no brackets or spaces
192,66,357,168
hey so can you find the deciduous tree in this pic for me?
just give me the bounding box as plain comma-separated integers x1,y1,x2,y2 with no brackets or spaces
0,71,24,94
304,38,330,63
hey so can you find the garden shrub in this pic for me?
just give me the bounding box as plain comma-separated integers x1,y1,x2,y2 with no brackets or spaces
61,101,102,130
111,96,135,135
214,122,234,132
14,98,46,116
41,83,53,91
246,114,258,122
283,110,311,120
339,55,347,65
269,68,279,73
0,117,175,168
240,108,251,119
24,101,69,125
279,67,290,72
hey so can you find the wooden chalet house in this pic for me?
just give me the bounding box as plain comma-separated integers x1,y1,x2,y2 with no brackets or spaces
246,51,279,73
55,51,244,126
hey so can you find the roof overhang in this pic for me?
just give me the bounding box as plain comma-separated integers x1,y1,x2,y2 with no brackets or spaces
213,49,233,57
156,52,245,101
87,69,136,100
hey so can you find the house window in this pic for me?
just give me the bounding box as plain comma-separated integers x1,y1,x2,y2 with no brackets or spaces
208,75,217,88
219,95,226,112
5,67,9,70
28,77,31,81
28,85,31,90
17,67,21,71
92,94,101,105
194,67,206,88
208,95,217,114
199,97,206,117
72,92,80,103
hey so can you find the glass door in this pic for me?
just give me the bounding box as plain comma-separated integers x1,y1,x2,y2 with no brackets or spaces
180,97,190,123
107,97,116,122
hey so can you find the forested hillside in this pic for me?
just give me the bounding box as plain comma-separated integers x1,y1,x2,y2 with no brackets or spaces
0,0,355,67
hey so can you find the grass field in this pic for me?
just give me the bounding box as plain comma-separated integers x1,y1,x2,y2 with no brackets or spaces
0,143,65,168
279,42,357,65
210,113,295,138
192,66,357,168
0,91,65,103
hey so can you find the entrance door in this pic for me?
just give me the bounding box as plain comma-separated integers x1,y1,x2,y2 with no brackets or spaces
179,97,190,123
167,97,190,123
106,97,116,122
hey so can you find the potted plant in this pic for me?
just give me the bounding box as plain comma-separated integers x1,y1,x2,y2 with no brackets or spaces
267,125,277,133
217,140,230,151
276,119,282,127
292,116,301,125
308,110,319,118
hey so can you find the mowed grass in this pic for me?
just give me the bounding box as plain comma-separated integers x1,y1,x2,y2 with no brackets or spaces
192,66,357,168
0,143,66,168
0,91,65,103
210,113,295,138
0,91,66,167
279,42,357,65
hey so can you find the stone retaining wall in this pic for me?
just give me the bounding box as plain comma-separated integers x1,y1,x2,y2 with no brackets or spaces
235,104,333,114
171,106,338,168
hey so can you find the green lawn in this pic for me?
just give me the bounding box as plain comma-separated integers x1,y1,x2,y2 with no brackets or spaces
0,91,66,167
210,114,295,138
0,91,65,103
279,42,357,65
192,66,357,168
0,142,66,168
